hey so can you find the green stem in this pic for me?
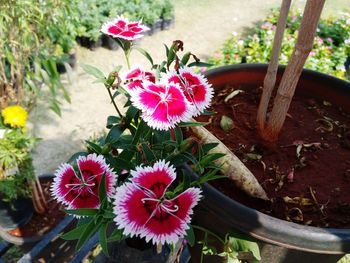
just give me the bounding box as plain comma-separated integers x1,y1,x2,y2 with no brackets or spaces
106,87,123,118
192,225,225,244
124,49,131,69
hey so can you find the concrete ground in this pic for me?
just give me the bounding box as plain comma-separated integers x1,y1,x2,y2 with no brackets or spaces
29,0,349,174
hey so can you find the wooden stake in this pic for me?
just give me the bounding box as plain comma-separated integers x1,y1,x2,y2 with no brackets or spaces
257,0,291,136
263,0,326,143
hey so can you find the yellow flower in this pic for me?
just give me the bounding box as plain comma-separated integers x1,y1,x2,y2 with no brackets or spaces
2,105,28,128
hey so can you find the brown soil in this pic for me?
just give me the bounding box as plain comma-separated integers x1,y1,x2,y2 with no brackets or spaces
196,83,350,228
8,177,65,237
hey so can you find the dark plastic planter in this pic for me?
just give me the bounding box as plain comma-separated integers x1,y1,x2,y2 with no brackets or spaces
56,51,77,74
0,174,58,245
193,64,350,255
76,36,103,50
102,35,119,51
0,197,33,231
161,17,175,30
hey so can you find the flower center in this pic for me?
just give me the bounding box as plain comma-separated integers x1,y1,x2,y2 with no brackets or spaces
159,91,170,103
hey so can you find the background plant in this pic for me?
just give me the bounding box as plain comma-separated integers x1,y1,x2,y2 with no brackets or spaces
0,0,75,115
76,0,175,41
209,8,350,81
0,112,37,202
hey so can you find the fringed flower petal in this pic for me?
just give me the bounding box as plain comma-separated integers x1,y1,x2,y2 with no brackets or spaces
131,82,193,130
113,160,202,245
51,154,117,209
101,16,149,41
162,68,214,116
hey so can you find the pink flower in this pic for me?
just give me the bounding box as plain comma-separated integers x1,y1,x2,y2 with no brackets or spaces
163,67,213,116
51,154,117,209
124,67,156,90
113,160,202,245
131,82,193,130
101,16,149,41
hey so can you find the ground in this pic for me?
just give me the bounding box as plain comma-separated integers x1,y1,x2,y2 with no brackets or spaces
29,0,349,175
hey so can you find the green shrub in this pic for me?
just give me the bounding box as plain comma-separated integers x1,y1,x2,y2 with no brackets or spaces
209,9,350,81
0,0,76,114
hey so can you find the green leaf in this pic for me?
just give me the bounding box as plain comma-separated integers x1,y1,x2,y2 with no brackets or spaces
202,110,216,116
141,143,156,163
164,44,170,57
85,140,102,154
99,173,107,203
185,225,195,247
65,208,99,216
167,47,176,68
187,61,213,68
226,236,261,262
68,152,88,164
201,143,219,154
200,153,225,166
105,125,122,143
61,223,89,240
107,228,125,242
50,101,62,116
81,64,105,81
76,219,101,250
174,127,183,144
106,116,121,129
178,121,209,127
99,223,109,256
125,105,139,122
181,52,191,66
103,211,116,219
135,47,154,66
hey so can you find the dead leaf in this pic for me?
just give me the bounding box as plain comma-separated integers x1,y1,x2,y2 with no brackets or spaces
283,196,313,206
224,89,243,103
220,115,234,132
315,118,333,132
246,153,262,161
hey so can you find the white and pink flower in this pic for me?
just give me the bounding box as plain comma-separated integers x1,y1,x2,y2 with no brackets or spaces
51,154,117,209
101,16,149,41
113,160,202,245
124,67,156,90
131,82,193,130
162,67,213,116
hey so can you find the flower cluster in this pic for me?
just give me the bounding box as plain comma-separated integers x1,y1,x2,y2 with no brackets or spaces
209,9,350,80
51,15,220,250
127,66,213,130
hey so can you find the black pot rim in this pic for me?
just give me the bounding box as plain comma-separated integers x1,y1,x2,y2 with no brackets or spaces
200,63,350,254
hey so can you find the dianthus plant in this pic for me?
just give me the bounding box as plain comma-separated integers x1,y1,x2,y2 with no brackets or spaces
51,16,223,255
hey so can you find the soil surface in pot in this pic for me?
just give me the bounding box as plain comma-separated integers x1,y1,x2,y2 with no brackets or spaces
196,83,350,228
7,177,65,237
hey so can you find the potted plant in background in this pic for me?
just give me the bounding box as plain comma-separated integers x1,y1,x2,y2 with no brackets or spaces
188,0,350,262
0,105,36,231
50,15,261,263
0,104,65,245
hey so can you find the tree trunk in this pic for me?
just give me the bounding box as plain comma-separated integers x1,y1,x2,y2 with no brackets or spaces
262,0,325,144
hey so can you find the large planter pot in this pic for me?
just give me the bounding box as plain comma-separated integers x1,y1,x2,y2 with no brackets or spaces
192,64,350,262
